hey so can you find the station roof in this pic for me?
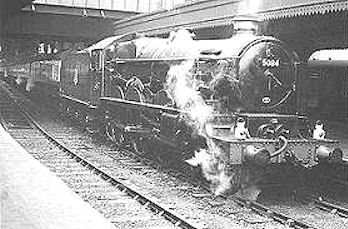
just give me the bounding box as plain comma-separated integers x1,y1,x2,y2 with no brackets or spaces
112,0,348,36
0,0,138,40
259,0,348,20
0,0,32,15
21,1,138,20
308,49,348,67
0,0,32,24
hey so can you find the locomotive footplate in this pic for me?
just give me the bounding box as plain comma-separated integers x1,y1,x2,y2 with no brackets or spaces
100,97,182,115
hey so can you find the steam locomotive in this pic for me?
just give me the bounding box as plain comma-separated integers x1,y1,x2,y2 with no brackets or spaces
2,17,344,195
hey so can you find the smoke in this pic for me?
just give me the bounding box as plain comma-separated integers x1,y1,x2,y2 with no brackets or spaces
238,184,261,201
166,60,213,134
238,0,263,15
165,30,263,199
186,147,231,196
165,30,232,196
25,78,35,92
165,29,213,134
15,77,23,85
236,167,262,201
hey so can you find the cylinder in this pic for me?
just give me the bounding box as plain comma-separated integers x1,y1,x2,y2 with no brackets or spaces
316,145,343,163
243,145,271,166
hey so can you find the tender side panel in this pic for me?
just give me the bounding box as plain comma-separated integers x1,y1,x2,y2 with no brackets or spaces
60,53,93,103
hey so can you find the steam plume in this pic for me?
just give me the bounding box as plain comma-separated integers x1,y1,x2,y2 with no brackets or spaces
165,30,231,196
15,77,23,85
238,0,263,15
25,78,35,92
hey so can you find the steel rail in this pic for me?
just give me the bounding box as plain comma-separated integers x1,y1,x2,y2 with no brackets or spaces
0,83,202,229
233,197,317,229
314,197,348,218
320,175,348,186
0,90,12,131
190,175,317,229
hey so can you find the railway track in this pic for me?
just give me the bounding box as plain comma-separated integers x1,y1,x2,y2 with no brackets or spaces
256,183,348,229
313,197,348,218
319,160,348,187
233,197,316,229
2,80,348,229
308,171,348,220
0,82,201,229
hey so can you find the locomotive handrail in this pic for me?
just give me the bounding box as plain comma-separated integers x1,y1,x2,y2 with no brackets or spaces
60,94,97,109
113,56,241,63
208,112,308,119
114,57,195,63
237,113,307,119
100,96,185,114
261,87,294,110
211,136,338,144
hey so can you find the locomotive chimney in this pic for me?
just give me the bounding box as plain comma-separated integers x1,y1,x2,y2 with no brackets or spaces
233,15,261,35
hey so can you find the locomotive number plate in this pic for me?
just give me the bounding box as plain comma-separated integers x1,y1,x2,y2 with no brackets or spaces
261,58,280,68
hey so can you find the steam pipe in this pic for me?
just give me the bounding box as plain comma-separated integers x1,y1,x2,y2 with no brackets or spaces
270,136,288,158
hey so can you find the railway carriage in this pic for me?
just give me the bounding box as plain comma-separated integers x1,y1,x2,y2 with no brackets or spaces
1,56,61,97
3,62,31,89
29,59,61,93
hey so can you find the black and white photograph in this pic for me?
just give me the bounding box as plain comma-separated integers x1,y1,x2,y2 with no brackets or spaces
0,0,347,228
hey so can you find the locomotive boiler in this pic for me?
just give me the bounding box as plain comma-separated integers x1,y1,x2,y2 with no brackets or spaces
55,17,344,195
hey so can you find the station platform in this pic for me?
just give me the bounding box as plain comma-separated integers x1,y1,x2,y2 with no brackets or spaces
0,125,115,229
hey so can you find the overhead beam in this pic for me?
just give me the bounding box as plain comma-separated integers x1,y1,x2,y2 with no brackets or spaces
1,0,33,33
113,0,241,35
2,12,114,41
112,0,348,36
265,10,348,59
22,3,138,20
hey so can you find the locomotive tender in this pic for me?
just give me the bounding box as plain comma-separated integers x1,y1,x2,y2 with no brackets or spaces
2,17,344,194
